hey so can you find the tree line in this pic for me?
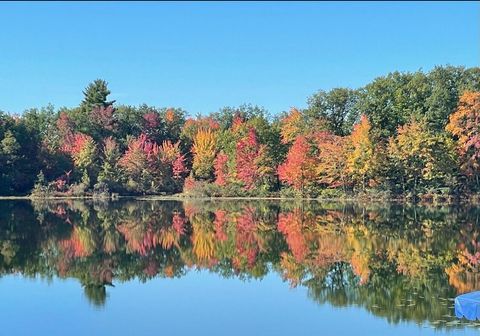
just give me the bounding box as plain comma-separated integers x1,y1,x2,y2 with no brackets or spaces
0,65,479,200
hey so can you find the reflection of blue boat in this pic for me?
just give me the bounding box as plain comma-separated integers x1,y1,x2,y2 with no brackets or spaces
455,292,480,320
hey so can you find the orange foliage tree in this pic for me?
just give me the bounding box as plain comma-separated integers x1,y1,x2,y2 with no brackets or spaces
446,92,480,187
314,131,349,189
277,135,317,194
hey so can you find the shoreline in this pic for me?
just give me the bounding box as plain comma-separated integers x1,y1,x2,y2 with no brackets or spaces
0,194,475,205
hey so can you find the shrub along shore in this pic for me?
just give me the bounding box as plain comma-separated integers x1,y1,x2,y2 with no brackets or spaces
0,65,479,203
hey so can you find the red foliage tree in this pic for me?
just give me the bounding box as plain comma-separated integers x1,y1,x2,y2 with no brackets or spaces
172,154,187,180
57,112,76,150
143,112,160,129
119,134,156,172
91,105,116,131
235,128,267,189
70,133,93,156
160,140,187,179
183,175,197,193
214,152,229,186
232,113,244,132
277,135,316,192
118,134,169,192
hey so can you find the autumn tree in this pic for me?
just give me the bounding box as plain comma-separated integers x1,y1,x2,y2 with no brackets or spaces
279,108,305,144
66,133,98,186
214,152,229,186
141,108,165,144
72,135,97,173
314,131,349,189
191,128,217,180
277,135,317,195
160,140,187,183
388,119,458,195
446,91,480,189
235,128,270,190
119,134,185,193
118,134,156,193
57,112,76,150
181,117,219,141
162,108,186,145
90,105,117,139
346,115,379,190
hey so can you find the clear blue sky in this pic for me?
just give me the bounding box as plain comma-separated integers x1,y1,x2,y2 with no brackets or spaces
0,1,478,116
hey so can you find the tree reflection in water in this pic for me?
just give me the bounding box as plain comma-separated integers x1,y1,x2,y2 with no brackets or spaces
1,199,480,328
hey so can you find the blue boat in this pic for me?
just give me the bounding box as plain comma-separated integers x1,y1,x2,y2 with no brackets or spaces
455,291,480,320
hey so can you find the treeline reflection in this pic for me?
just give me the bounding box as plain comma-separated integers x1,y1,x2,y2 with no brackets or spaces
1,200,480,326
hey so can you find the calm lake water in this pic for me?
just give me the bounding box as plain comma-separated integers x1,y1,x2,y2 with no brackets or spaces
1,199,480,335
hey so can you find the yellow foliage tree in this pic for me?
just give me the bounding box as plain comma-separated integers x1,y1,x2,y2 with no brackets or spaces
388,118,457,194
280,108,304,144
346,115,377,190
192,128,217,179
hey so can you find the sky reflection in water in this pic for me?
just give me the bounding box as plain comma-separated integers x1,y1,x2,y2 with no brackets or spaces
1,199,480,335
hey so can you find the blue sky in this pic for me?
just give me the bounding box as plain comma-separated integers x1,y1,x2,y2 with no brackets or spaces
0,1,478,116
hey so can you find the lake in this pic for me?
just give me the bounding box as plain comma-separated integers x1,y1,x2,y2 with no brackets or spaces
1,199,480,335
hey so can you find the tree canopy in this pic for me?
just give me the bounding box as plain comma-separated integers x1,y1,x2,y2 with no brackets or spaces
1,65,479,201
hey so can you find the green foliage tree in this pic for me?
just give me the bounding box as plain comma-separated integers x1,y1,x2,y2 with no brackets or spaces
81,79,115,111
306,88,359,136
387,119,458,195
97,137,122,192
0,130,20,194
69,79,116,137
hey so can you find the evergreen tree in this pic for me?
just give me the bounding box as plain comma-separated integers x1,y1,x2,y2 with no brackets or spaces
81,79,115,111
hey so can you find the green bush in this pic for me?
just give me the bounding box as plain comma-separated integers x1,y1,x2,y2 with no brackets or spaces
318,188,346,200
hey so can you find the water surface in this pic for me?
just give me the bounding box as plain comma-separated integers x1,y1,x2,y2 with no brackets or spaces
1,199,479,335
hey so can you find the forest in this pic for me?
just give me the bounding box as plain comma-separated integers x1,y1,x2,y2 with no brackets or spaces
0,65,479,201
